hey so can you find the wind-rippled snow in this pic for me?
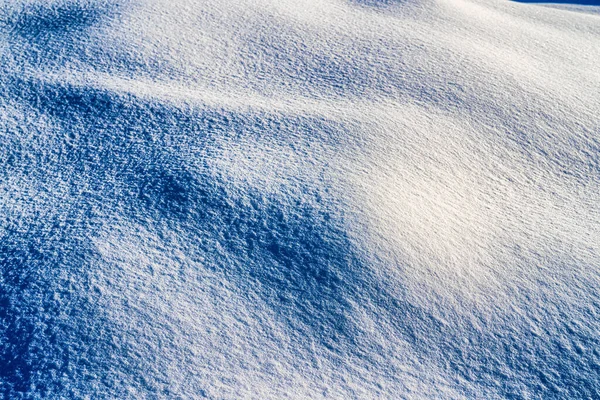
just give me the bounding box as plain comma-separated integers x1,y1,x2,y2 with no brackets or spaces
1,0,599,398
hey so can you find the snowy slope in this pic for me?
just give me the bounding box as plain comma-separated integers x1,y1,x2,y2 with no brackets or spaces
1,0,599,398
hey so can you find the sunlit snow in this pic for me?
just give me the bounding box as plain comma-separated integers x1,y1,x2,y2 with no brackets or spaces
1,0,599,398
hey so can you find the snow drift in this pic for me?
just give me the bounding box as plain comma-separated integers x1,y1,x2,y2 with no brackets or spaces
1,0,599,398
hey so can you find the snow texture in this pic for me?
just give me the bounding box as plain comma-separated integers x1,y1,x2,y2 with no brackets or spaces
1,0,600,398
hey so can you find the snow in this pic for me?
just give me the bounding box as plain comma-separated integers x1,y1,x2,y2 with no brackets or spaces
1,0,599,398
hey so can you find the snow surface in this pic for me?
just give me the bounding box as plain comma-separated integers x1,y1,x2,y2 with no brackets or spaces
1,0,600,398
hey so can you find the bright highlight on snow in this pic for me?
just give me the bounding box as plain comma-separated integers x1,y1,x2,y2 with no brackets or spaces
1,0,599,398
